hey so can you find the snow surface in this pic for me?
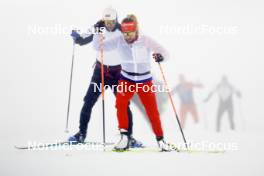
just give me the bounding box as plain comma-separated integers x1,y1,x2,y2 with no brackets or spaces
1,0,264,176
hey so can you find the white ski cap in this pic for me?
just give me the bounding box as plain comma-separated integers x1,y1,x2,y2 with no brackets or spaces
102,7,117,20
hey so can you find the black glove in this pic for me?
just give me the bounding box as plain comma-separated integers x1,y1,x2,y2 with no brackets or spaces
94,20,105,28
152,53,164,62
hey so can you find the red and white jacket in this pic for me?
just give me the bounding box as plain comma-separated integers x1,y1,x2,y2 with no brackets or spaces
93,33,169,82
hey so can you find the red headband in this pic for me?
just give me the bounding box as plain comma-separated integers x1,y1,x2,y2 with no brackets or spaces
121,22,137,32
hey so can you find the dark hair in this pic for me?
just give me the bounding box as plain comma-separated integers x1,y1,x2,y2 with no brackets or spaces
122,17,133,23
121,14,138,29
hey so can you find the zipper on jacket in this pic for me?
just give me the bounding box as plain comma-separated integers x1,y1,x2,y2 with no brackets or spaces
131,44,138,80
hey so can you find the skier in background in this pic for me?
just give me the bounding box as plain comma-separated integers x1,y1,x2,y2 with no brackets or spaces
204,75,241,132
68,7,143,147
171,74,203,128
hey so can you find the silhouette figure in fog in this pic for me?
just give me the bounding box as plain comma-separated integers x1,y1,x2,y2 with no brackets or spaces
204,75,241,132
171,74,203,128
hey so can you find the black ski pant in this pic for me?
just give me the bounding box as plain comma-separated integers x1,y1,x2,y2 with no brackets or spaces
79,61,133,136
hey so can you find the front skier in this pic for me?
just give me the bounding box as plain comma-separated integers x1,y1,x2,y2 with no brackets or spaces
68,7,142,147
93,15,173,151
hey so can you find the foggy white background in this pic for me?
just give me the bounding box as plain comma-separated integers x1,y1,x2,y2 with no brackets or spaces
0,0,264,176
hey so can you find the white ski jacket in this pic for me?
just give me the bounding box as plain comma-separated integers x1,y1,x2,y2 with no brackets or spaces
93,33,169,82
80,29,123,66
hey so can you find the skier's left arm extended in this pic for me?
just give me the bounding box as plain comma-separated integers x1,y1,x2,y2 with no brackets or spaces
204,85,218,102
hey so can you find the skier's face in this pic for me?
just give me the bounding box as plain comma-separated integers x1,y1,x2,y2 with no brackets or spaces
123,31,137,43
104,20,116,31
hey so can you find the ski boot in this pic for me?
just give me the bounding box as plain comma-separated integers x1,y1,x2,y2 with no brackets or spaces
129,136,144,148
114,129,130,151
157,137,177,152
68,132,86,144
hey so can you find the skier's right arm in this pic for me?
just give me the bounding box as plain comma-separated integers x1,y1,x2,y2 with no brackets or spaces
70,20,105,46
71,30,93,46
204,85,218,102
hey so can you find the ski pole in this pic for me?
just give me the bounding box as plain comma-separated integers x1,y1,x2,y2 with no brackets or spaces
99,34,106,145
157,63,189,149
65,42,76,133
